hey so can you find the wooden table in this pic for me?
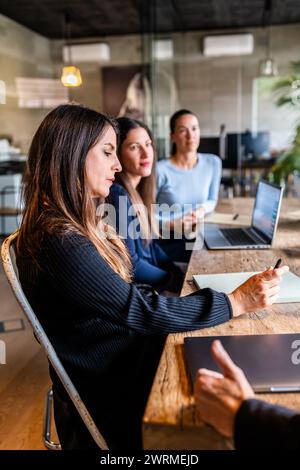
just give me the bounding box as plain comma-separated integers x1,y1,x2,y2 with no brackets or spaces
143,197,300,450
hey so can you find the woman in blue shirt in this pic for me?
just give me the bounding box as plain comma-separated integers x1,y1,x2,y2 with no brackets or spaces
109,117,184,293
156,109,222,261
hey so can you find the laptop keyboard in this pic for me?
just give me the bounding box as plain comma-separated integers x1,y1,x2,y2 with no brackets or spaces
220,228,258,246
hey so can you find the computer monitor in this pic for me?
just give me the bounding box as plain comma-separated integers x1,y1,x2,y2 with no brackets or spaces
198,131,270,167
199,134,241,169
198,137,220,156
241,131,270,159
225,133,241,169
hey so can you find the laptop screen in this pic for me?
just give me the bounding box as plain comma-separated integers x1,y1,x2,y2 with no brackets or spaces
252,180,283,242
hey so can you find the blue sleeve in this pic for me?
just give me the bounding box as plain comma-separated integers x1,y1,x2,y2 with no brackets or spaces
199,156,222,214
134,256,170,287
151,240,174,269
109,184,170,287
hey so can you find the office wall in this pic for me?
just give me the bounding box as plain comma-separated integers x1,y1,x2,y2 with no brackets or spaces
51,23,299,151
172,24,300,148
0,13,57,152
1,15,299,153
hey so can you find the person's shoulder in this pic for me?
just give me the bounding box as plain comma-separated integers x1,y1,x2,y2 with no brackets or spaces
200,153,221,167
40,231,118,279
156,158,171,171
42,232,108,269
110,182,128,198
43,231,94,254
156,159,174,182
109,183,130,208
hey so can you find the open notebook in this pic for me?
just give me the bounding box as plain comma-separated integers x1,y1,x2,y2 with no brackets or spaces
193,271,300,303
204,212,251,227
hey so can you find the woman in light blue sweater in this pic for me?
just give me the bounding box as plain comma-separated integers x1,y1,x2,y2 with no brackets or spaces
156,109,222,261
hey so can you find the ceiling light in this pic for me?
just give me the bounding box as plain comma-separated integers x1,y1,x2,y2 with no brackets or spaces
61,12,82,88
61,66,82,87
259,57,278,77
259,0,278,77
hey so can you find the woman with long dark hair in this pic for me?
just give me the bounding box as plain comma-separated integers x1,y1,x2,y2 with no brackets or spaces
16,104,287,450
109,117,183,293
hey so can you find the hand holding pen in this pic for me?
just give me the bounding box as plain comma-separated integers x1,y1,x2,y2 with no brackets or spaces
274,258,282,269
228,259,289,316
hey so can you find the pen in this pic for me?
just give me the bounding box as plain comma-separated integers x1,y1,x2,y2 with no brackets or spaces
274,258,282,269
233,213,239,220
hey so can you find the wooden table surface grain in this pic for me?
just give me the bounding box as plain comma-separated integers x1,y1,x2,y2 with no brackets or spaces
143,197,300,450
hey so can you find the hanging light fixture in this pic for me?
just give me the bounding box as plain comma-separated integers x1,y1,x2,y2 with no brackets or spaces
259,0,278,77
259,56,278,77
61,12,82,87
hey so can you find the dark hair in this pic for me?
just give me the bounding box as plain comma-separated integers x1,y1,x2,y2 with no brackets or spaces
170,109,197,155
17,103,132,281
116,117,158,240
117,117,154,153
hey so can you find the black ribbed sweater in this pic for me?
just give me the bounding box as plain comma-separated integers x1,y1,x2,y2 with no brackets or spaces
17,233,232,448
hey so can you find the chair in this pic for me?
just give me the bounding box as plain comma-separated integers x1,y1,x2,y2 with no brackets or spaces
1,231,109,450
43,388,61,450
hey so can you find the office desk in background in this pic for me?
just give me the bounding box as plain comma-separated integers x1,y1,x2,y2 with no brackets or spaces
143,197,300,450
240,158,276,196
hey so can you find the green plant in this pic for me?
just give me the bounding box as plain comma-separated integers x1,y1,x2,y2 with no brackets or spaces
270,124,300,184
269,61,300,184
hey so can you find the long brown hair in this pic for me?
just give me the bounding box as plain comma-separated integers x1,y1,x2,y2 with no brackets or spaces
17,104,132,281
116,117,159,241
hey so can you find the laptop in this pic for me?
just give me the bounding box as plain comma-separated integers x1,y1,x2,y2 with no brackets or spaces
205,180,283,249
184,334,300,393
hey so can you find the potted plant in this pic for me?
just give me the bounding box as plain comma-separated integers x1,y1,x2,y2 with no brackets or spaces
269,61,300,187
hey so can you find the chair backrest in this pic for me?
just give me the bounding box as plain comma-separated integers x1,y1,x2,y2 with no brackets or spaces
1,231,108,450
